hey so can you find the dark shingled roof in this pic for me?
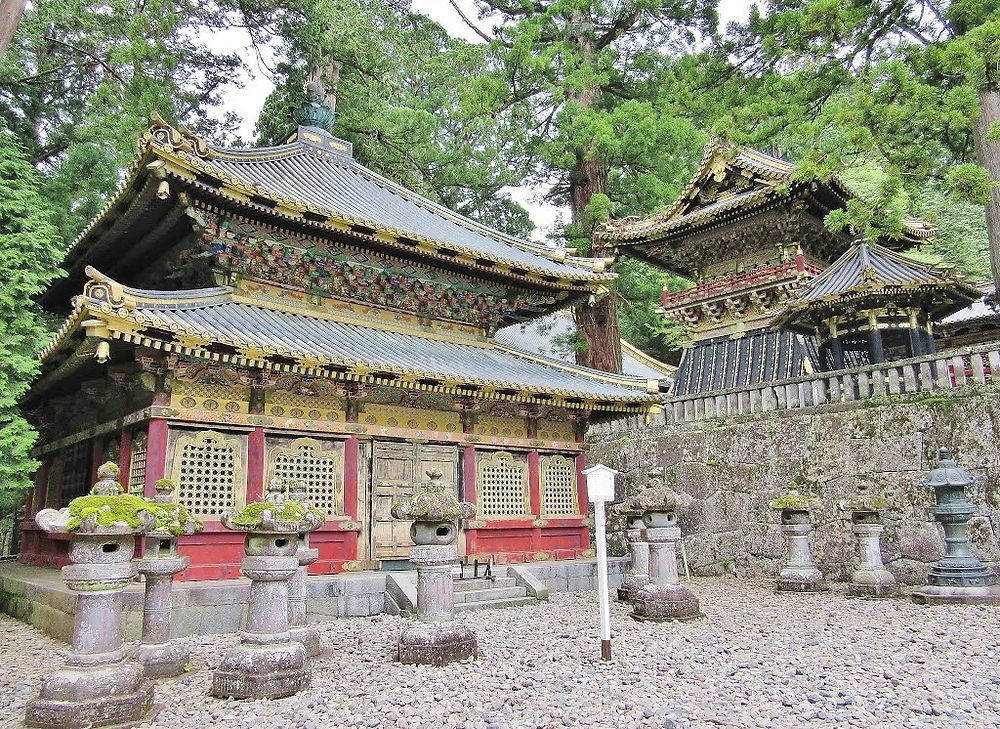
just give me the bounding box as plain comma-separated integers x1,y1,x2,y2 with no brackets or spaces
670,328,812,396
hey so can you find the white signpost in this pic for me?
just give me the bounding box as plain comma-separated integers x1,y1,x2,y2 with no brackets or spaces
583,463,618,661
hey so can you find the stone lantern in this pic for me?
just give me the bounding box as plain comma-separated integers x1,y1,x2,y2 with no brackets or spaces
391,468,477,665
839,493,896,598
212,482,325,699
630,482,701,622
137,478,202,677
285,479,323,658
913,449,999,604
771,489,823,592
26,462,157,729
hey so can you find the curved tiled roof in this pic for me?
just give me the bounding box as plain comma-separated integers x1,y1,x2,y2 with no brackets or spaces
140,120,611,282
43,269,662,408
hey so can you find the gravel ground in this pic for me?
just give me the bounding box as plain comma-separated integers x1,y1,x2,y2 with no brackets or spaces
2,578,999,729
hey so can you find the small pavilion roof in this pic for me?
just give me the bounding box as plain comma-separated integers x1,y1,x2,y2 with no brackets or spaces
39,268,663,412
771,241,980,333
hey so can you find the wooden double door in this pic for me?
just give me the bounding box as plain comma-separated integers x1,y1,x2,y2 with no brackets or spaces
369,441,459,562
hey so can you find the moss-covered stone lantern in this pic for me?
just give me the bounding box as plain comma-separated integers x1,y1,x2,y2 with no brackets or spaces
391,468,477,665
137,477,202,677
26,462,158,729
771,488,823,592
913,449,999,605
839,492,895,598
629,480,701,622
211,481,325,699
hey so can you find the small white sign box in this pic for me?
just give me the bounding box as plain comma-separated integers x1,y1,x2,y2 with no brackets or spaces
583,463,618,661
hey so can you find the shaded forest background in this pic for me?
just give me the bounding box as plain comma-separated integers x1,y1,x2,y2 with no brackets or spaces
1,0,999,500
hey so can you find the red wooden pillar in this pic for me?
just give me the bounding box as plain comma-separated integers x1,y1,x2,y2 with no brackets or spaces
89,438,103,486
28,459,48,518
246,427,266,503
528,449,542,552
144,419,169,497
462,445,477,504
528,450,541,515
344,436,360,521
575,452,588,516
118,429,132,490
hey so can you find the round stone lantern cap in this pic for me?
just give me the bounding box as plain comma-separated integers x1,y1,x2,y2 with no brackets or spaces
922,448,974,491
391,469,476,523
146,479,202,537
36,462,164,536
220,494,326,534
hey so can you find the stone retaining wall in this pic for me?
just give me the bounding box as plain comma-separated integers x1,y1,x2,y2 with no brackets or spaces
590,388,1000,585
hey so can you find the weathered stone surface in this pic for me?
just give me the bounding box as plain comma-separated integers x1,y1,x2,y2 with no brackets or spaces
592,391,1000,586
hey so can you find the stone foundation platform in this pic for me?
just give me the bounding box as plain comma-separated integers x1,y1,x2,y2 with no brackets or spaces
911,584,1000,605
25,672,153,729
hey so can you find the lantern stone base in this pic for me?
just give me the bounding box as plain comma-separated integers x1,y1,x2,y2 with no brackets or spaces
397,620,478,666
911,584,1000,605
617,573,648,603
847,569,897,598
137,641,189,678
630,583,701,622
211,641,309,700
25,662,153,729
775,565,823,592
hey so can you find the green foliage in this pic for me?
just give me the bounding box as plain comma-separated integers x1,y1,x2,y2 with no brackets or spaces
1,0,242,240
769,490,817,511
613,258,688,364
242,1,532,237
0,130,62,496
719,0,1000,275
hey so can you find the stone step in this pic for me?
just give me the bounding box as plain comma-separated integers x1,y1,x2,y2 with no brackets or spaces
454,586,527,604
454,595,537,613
453,576,516,592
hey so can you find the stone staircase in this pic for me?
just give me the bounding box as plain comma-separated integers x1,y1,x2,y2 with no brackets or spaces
453,575,536,613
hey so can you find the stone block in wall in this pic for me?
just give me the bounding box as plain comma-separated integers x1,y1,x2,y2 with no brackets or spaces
700,491,751,534
897,521,945,564
743,522,785,560
658,429,707,467
969,516,1000,564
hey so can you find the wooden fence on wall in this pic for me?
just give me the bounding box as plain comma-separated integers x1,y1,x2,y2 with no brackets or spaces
591,343,1000,437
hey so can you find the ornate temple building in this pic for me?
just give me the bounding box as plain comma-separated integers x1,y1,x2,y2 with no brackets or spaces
20,94,664,579
595,142,942,395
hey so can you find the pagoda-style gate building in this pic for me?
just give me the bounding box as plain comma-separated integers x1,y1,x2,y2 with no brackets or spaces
595,142,937,395
21,97,663,579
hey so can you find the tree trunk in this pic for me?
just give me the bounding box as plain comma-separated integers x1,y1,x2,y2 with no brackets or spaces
972,89,1000,294
0,0,27,60
309,60,341,114
566,13,622,374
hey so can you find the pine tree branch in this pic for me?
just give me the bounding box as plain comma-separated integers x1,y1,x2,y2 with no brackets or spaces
448,0,495,43
41,36,125,84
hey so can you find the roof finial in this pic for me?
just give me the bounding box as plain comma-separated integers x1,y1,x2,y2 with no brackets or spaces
292,81,337,133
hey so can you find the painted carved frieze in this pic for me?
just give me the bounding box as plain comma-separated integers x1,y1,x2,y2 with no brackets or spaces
200,217,554,329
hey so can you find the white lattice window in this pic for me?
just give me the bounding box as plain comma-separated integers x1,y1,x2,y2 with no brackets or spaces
541,455,578,516
169,430,246,516
267,437,344,516
128,432,148,495
477,451,529,518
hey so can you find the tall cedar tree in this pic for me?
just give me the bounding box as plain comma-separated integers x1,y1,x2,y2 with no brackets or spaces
0,0,242,241
719,1,1000,288
459,0,716,373
242,0,534,238
0,129,62,509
